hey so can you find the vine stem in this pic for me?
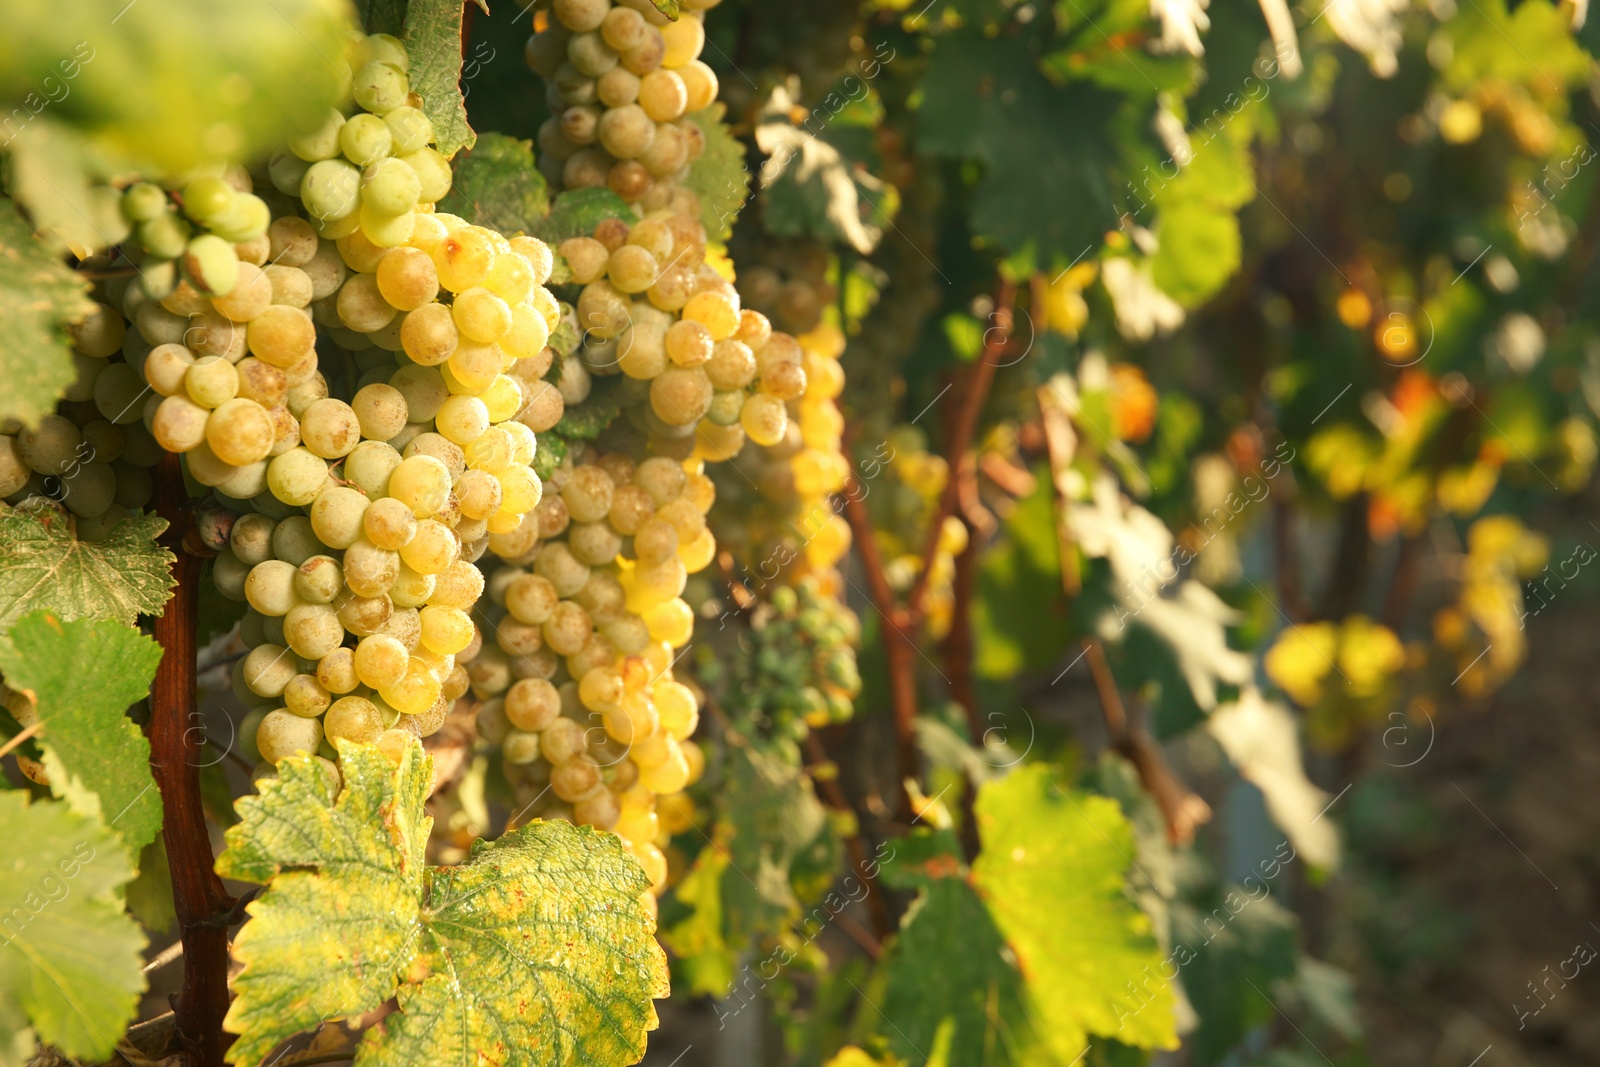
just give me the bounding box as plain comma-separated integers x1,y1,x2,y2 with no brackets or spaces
803,732,893,941
150,451,233,1067
905,279,1016,622
840,480,920,819
1082,639,1212,845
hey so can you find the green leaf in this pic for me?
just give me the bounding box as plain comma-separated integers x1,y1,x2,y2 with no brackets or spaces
1,0,349,177
1146,109,1257,307
918,29,1129,261
0,792,146,1067
529,188,640,244
875,861,1040,1065
219,740,668,1067
404,0,477,159
970,765,1179,1059
438,133,552,236
663,737,830,997
0,503,176,633
5,124,130,256
756,95,897,254
683,104,750,240
0,198,95,428
0,613,164,857
125,835,177,935
659,844,738,995
648,0,683,18
972,469,1072,679
553,380,621,440
532,433,568,481
1173,890,1298,1066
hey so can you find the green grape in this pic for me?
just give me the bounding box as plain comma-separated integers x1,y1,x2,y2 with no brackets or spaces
182,234,240,297
138,213,192,260
267,446,331,506
208,193,271,243
289,107,346,162
181,176,236,224
353,61,410,115
121,182,169,223
399,148,453,204
310,485,370,549
384,106,434,154
301,159,362,221
340,112,394,166
267,149,312,197
256,709,324,763
361,156,422,216
388,454,452,518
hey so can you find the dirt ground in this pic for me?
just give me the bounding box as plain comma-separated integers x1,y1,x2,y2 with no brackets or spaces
1338,601,1600,1067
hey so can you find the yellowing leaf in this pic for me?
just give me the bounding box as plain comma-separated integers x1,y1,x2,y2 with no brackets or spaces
219,741,668,1067
1263,622,1337,707
0,502,176,634
0,792,146,1067
972,765,1179,1059
0,613,165,857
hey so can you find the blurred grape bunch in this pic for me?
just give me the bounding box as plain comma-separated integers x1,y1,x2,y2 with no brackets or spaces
2,0,351,253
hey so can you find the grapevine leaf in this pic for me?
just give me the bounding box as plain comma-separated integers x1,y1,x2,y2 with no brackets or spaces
970,764,1180,1059
529,188,639,244
532,434,568,481
971,469,1073,679
683,103,750,241
0,613,165,858
5,122,130,257
0,197,95,428
0,792,146,1067
918,29,1128,261
0,503,176,634
438,133,552,236
875,842,1041,1066
659,845,737,996
218,740,667,1067
355,0,407,35
125,835,177,934
1175,889,1298,1067
3,0,349,178
553,377,622,440
756,87,896,254
404,0,477,159
663,737,829,997
648,0,683,18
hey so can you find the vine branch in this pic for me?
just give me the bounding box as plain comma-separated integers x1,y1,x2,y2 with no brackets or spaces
1082,639,1212,845
906,279,1016,621
149,452,233,1067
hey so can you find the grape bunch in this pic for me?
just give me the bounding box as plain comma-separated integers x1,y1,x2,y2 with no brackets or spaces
731,238,835,337
470,444,715,906
527,0,722,204
267,33,452,248
25,32,547,788
696,577,861,741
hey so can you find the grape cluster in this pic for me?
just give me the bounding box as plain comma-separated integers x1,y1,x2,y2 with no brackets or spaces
527,0,722,203
732,239,834,337
71,31,551,783
870,425,967,637
470,444,715,902
117,170,275,307
697,577,860,741
266,33,452,248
